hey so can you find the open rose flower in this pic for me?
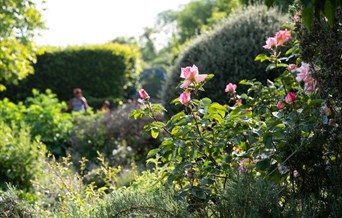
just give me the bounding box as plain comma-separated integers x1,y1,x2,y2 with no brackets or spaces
275,29,291,46
295,63,310,82
179,92,191,105
285,92,296,104
225,83,237,93
263,37,277,49
180,65,207,88
295,63,317,93
138,89,149,100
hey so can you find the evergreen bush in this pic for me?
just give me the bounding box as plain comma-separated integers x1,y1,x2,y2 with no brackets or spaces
164,5,288,114
1,43,142,107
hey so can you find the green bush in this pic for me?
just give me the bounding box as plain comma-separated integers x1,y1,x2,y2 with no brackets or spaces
0,89,73,156
1,43,142,106
164,5,288,114
0,122,46,191
70,101,160,169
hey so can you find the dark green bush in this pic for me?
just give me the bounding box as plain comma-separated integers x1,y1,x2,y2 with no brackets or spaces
0,122,46,191
1,43,142,106
164,5,288,114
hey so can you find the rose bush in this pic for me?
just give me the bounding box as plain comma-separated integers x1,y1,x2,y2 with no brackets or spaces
130,27,341,215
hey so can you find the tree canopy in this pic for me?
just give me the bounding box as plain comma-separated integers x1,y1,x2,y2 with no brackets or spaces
0,0,44,91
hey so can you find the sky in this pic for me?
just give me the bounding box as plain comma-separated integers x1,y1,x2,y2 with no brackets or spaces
35,0,191,47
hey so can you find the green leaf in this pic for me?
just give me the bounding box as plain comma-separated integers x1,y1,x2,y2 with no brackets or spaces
151,127,159,139
205,74,214,81
147,148,160,158
255,54,270,62
171,97,181,105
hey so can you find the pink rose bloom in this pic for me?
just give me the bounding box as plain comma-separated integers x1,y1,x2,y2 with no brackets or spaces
287,64,297,72
263,37,277,49
285,92,296,104
179,92,191,105
138,89,149,100
225,83,237,93
277,101,285,110
304,79,317,93
275,29,291,46
180,65,207,88
295,63,310,82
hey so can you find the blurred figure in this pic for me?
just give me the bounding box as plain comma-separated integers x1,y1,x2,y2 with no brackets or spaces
68,88,89,112
100,100,110,113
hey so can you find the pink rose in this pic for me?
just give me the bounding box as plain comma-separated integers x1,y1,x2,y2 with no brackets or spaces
225,83,237,93
179,92,191,105
295,63,310,82
285,92,296,104
180,65,207,88
277,101,285,110
304,79,316,93
275,29,291,46
263,37,277,49
287,64,297,72
138,89,149,100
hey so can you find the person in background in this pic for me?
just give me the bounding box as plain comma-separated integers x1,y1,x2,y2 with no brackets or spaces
68,88,89,112
100,100,110,113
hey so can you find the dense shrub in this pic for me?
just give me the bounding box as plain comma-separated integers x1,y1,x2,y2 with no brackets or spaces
164,5,288,114
1,43,142,107
69,101,160,168
0,90,73,156
0,122,46,191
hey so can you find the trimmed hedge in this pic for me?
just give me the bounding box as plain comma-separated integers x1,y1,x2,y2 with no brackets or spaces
164,5,288,114
1,43,142,107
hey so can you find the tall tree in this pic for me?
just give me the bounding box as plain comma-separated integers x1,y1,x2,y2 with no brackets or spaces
0,0,44,90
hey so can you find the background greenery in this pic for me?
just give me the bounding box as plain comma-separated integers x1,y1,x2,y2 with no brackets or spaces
1,44,142,108
164,4,288,114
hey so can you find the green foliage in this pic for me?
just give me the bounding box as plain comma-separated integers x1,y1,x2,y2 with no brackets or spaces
0,187,35,218
0,90,73,156
2,43,142,106
133,22,341,215
295,6,342,126
0,0,44,90
265,0,342,27
96,187,193,218
0,122,46,191
70,101,160,169
156,0,243,46
164,5,288,114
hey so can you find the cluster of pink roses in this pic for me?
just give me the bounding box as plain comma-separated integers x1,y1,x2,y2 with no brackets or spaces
177,65,208,105
289,62,317,93
139,65,238,105
263,29,291,50
277,91,296,110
